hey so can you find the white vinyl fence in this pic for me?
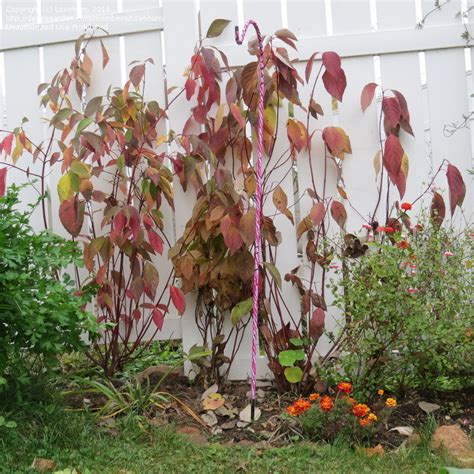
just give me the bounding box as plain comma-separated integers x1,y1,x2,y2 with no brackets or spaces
1,0,473,379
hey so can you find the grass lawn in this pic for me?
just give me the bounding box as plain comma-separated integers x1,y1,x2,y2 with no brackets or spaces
0,407,452,474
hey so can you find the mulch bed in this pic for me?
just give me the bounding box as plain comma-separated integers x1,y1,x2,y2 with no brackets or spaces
63,367,473,449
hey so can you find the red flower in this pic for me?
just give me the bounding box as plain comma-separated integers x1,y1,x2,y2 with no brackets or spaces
337,382,352,394
384,226,395,234
397,240,410,249
401,202,412,211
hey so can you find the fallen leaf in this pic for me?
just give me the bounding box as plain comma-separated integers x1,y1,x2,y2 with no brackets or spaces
389,426,414,436
418,401,441,414
201,384,219,400
358,444,385,457
239,404,261,422
202,393,225,411
31,458,56,471
201,411,218,427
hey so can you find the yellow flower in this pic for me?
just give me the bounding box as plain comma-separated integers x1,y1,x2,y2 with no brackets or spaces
386,397,397,408
377,389,384,396
368,413,378,421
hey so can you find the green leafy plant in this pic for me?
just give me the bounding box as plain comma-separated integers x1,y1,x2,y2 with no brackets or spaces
66,348,210,419
0,186,99,389
326,217,473,393
0,415,17,430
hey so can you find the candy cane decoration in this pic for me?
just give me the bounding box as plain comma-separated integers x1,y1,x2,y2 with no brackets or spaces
235,21,265,421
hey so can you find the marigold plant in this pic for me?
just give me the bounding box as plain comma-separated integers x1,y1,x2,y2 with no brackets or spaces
285,382,397,443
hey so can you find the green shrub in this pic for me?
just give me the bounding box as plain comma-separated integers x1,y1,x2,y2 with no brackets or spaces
0,186,99,389
327,220,473,394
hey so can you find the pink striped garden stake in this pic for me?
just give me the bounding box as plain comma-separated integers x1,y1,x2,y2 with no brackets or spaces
235,21,265,421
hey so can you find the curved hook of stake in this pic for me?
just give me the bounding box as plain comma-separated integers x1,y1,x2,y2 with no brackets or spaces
234,21,265,422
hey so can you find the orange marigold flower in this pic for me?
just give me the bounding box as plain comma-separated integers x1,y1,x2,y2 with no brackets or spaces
319,396,334,412
352,403,371,417
294,399,312,410
401,202,412,211
368,413,378,422
377,389,384,396
287,405,299,416
359,417,370,427
386,398,397,408
337,382,352,394
309,393,320,401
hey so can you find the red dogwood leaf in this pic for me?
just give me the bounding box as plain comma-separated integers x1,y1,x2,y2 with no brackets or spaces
170,285,186,315
220,215,243,253
309,308,325,341
322,126,352,158
446,163,466,215
185,77,196,100
383,134,403,183
2,133,13,156
322,69,346,102
147,229,164,255
0,168,7,197
361,82,378,112
152,307,164,330
391,90,414,136
330,201,347,228
125,205,141,242
310,202,325,226
59,196,85,237
322,51,342,76
130,64,145,88
143,261,159,300
430,191,446,227
230,103,246,129
382,97,401,132
287,119,307,153
305,51,318,83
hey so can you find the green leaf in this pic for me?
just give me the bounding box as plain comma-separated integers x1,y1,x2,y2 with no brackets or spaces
51,108,73,126
57,172,74,202
70,160,91,179
75,117,93,137
284,366,303,383
278,349,305,367
289,338,303,347
206,19,231,38
231,297,253,325
264,262,282,288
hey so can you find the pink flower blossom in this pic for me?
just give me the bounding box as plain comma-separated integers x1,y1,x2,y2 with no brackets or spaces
362,223,372,230
407,287,419,294
444,251,454,257
330,264,341,270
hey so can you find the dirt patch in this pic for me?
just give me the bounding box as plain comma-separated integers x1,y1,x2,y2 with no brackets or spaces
62,371,473,450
